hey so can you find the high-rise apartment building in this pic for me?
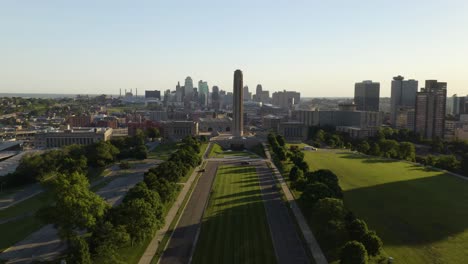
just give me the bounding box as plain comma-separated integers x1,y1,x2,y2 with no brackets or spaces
233,70,244,137
415,80,447,139
390,75,418,126
354,81,380,112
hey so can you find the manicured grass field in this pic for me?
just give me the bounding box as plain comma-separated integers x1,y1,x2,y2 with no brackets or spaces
192,165,277,264
301,149,468,264
208,144,258,158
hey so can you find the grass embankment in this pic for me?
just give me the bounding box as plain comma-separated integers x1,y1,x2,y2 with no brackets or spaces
296,149,468,264
192,165,277,264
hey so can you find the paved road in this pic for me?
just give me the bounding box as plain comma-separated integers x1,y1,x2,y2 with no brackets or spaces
262,143,328,264
0,161,157,264
257,161,310,264
158,161,218,264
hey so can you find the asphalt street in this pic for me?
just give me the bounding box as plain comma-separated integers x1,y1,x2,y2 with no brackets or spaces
257,162,310,264
159,161,218,264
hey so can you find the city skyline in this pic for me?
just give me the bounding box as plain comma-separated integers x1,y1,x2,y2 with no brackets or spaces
1,1,468,96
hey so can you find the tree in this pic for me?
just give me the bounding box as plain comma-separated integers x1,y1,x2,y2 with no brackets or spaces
399,142,415,161
315,129,326,142
306,169,342,198
87,141,120,167
379,139,399,158
435,155,460,171
361,231,383,256
289,166,304,182
312,198,347,227
357,141,370,154
90,221,129,263
301,182,335,205
113,198,161,244
347,219,368,241
68,236,92,264
340,241,368,264
369,143,381,156
146,127,160,141
276,134,286,147
37,172,109,241
124,182,164,220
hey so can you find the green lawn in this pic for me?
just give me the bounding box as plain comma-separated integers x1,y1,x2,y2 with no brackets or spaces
208,144,258,158
0,217,44,252
301,149,468,264
147,142,178,160
192,165,277,264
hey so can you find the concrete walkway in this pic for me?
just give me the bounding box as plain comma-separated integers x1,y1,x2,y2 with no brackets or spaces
138,143,212,264
262,143,328,264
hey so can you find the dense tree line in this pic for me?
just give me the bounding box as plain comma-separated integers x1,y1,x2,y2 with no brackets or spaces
37,136,203,263
285,146,384,263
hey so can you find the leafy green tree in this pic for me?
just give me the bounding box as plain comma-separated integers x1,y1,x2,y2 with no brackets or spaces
37,172,109,241
399,142,416,161
289,166,304,182
347,219,368,241
68,236,92,264
312,198,347,227
146,127,160,141
124,182,164,220
90,221,129,263
268,133,278,146
435,155,460,171
340,241,368,264
369,143,381,156
361,231,383,256
357,141,370,154
113,198,160,244
276,134,286,147
315,129,326,142
306,169,342,198
301,182,335,205
379,139,399,158
87,141,120,167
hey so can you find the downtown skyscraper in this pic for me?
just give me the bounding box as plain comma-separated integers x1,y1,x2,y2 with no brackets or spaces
390,76,418,128
354,81,380,112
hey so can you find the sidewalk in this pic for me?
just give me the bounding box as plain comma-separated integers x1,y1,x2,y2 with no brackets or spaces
262,143,328,264
138,143,211,264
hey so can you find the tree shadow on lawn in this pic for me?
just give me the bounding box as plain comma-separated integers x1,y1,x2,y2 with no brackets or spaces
339,153,399,164
215,190,259,200
342,173,468,247
220,167,256,175
193,201,276,264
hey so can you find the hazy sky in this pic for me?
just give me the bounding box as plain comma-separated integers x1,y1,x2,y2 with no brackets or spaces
1,0,467,97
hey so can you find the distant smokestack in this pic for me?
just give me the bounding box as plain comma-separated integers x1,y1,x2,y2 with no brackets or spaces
120,88,121,97
136,88,138,98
